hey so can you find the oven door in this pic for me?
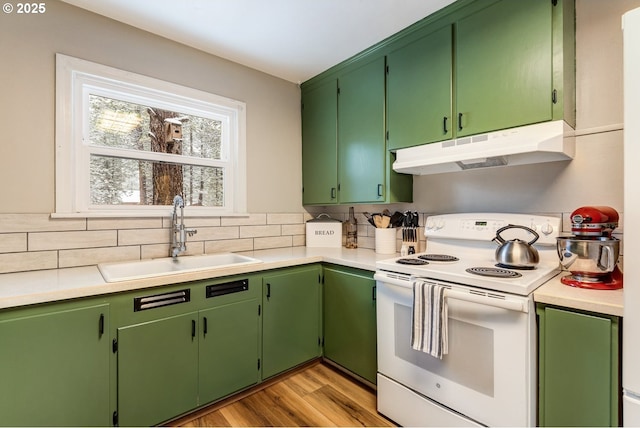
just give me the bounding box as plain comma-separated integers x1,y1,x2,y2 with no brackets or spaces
375,272,535,427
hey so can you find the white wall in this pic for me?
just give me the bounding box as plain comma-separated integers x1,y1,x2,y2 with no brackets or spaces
0,0,303,214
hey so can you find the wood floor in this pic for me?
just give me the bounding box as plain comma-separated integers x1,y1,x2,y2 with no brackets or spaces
170,362,395,427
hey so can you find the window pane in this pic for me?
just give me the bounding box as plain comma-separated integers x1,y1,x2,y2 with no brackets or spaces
90,155,224,207
89,95,223,160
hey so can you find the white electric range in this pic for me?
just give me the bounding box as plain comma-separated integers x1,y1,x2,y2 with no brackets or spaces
374,213,562,427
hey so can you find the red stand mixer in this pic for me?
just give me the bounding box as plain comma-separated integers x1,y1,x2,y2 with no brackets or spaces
556,206,623,290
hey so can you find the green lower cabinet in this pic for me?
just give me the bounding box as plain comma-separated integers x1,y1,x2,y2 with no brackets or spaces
198,298,260,404
114,276,261,427
262,265,322,379
323,266,377,384
117,312,199,427
0,301,110,427
537,304,620,427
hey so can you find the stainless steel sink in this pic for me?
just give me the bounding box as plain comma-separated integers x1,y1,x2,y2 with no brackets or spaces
98,253,262,282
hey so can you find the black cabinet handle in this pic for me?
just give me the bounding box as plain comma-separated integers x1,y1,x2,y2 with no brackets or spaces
203,317,208,337
458,112,463,131
443,116,448,134
377,184,383,197
98,313,104,337
191,320,196,339
372,285,377,301
331,187,336,199
266,283,271,300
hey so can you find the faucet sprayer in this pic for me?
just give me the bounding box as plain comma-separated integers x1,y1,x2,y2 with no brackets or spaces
170,195,197,259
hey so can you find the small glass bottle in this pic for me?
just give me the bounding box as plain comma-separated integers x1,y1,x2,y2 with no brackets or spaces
346,207,358,249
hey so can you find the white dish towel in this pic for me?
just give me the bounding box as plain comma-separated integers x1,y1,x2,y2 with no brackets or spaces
411,279,449,359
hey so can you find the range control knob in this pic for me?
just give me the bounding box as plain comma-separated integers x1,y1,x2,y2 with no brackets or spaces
540,222,554,235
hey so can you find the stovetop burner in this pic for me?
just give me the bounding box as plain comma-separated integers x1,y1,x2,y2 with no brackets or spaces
418,254,459,262
495,263,536,271
466,267,523,278
396,258,429,265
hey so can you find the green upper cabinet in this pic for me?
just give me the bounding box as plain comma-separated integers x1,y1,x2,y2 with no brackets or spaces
455,0,554,137
0,301,110,427
302,79,338,205
387,24,453,150
301,57,412,205
337,57,387,203
306,0,575,153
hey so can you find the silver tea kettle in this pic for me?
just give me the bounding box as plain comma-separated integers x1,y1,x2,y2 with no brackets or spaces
493,224,540,268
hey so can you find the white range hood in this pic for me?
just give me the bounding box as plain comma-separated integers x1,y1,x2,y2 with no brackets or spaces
392,120,575,175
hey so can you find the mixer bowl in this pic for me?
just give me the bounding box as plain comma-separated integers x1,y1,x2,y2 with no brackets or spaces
556,236,620,277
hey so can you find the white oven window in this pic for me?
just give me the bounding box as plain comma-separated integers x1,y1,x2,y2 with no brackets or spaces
394,303,494,397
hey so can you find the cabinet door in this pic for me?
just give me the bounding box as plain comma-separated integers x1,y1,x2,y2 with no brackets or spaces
302,79,338,205
0,303,110,427
323,267,377,384
117,312,199,427
262,266,321,379
199,299,260,404
538,306,620,427
338,57,386,203
387,25,453,150
456,0,553,137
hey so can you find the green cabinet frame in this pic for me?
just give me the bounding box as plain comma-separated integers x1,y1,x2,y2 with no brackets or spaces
537,304,620,427
323,265,377,384
0,301,110,427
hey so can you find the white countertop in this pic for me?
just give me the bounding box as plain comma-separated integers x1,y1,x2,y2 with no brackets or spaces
0,246,624,317
533,273,624,317
0,247,393,310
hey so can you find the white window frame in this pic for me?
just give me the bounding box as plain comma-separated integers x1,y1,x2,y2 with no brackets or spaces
54,54,247,217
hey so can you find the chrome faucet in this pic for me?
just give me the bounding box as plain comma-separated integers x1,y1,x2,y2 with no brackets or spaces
170,195,197,259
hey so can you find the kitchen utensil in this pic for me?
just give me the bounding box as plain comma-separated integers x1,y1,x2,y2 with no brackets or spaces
390,211,405,228
372,212,391,228
493,224,540,268
363,212,376,227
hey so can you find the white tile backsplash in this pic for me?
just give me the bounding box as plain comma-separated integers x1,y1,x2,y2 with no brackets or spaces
0,213,308,274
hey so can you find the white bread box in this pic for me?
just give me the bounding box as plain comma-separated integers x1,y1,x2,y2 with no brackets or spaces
306,214,343,248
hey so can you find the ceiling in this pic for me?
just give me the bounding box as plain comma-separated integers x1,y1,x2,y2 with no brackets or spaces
60,0,456,83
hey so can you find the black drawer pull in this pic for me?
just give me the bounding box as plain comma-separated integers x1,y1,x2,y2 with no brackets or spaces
98,313,104,337
206,279,249,298
133,289,190,312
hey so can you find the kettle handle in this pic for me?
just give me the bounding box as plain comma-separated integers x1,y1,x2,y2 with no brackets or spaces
495,224,539,245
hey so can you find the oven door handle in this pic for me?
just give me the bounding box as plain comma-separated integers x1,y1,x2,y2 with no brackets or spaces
375,272,528,313
445,289,529,313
